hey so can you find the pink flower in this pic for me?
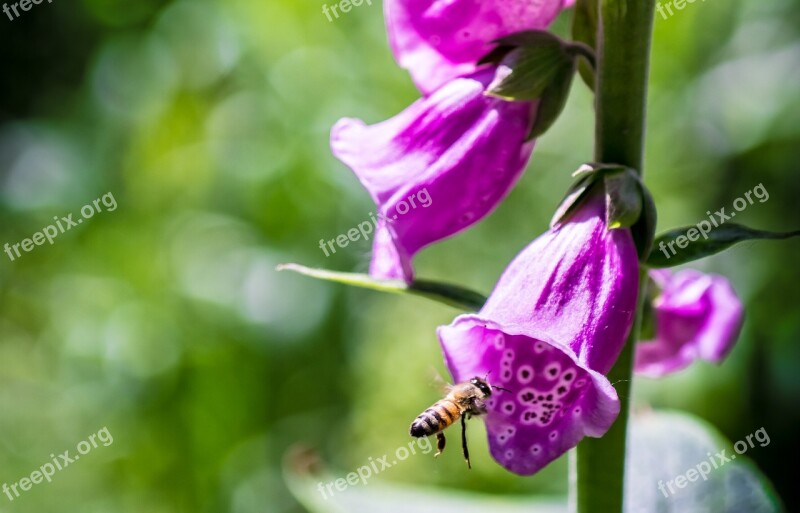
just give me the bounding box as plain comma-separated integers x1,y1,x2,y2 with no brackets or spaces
635,269,744,378
438,193,639,475
331,69,535,281
385,0,571,94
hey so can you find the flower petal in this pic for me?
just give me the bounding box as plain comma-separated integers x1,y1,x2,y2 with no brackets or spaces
634,270,744,378
331,69,535,281
437,193,638,475
385,0,567,94
438,317,619,475
478,193,639,374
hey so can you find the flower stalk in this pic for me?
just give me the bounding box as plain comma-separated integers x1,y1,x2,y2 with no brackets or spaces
571,0,656,511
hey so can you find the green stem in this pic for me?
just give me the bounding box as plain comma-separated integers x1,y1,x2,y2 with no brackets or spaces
594,0,656,171
572,0,656,512
572,271,648,513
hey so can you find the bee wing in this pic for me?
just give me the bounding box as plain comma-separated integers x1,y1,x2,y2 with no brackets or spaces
427,367,453,394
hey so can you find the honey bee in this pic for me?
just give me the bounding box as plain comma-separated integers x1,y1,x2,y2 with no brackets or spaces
409,376,510,468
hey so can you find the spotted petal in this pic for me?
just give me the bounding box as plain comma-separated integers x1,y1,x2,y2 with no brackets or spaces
439,319,619,474
438,194,639,474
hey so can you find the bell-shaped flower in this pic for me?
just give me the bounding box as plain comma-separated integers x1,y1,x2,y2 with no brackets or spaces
437,193,639,475
385,0,571,94
634,269,743,378
331,68,536,281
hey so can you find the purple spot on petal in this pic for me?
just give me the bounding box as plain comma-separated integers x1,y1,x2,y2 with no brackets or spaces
520,410,537,426
545,363,561,378
493,335,505,349
519,389,536,403
517,365,533,383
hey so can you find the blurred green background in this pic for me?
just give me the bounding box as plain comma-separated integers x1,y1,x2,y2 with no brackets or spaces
0,0,798,511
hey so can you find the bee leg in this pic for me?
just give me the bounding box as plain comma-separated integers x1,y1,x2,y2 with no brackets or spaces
461,415,471,469
434,432,446,458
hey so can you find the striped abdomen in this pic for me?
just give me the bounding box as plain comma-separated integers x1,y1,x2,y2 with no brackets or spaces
409,399,461,437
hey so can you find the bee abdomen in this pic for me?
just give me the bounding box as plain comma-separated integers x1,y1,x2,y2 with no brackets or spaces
409,400,459,437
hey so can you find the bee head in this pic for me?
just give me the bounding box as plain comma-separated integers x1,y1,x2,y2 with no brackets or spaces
470,377,493,397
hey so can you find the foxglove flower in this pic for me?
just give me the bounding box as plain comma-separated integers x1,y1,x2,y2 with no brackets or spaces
438,193,638,475
634,269,743,378
385,0,571,94
331,68,535,281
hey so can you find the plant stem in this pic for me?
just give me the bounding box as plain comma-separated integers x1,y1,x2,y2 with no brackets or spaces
571,0,656,511
572,271,648,513
594,0,656,171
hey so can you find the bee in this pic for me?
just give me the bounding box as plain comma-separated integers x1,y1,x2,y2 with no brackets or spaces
409,376,510,468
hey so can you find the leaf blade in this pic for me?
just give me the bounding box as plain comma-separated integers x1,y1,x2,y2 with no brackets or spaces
645,224,800,267
276,264,486,311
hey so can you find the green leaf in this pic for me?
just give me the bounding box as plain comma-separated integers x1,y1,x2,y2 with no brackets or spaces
626,411,783,512
284,445,568,513
284,411,782,513
276,263,486,311
645,224,800,268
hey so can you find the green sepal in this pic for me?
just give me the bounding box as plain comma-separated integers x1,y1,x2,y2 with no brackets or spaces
550,166,600,228
485,35,573,102
551,164,657,260
571,0,599,90
476,44,514,66
526,61,576,139
630,177,657,261
602,166,656,260
645,224,800,268
604,168,643,230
